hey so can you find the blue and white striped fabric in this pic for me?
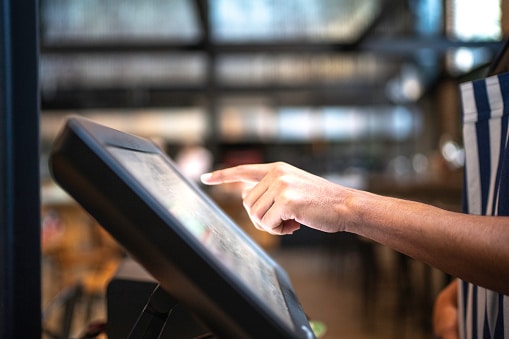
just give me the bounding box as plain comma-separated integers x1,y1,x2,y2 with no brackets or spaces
459,72,509,339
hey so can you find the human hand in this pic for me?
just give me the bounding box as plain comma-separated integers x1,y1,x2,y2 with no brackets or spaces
433,280,459,339
201,162,350,235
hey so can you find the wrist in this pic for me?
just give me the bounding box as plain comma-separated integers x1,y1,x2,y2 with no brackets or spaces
343,188,406,245
341,188,377,234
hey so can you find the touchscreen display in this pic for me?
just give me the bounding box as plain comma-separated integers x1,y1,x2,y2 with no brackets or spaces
106,146,294,330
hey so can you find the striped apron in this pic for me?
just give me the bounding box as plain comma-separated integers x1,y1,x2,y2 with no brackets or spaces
459,72,509,339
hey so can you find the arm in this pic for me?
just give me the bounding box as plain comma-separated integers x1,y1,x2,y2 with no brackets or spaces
201,162,509,295
433,280,459,339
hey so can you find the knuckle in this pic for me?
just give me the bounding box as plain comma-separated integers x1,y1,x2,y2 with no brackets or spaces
272,161,288,174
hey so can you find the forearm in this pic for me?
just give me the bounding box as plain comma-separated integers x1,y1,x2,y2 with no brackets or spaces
345,189,509,295
201,162,509,294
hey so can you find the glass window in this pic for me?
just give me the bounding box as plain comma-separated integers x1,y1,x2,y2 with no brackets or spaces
447,0,501,41
40,0,200,43
210,0,380,42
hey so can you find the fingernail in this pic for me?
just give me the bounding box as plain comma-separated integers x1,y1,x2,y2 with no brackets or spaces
200,173,212,183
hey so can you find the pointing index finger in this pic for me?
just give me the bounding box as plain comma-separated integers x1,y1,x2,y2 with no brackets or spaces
200,164,271,185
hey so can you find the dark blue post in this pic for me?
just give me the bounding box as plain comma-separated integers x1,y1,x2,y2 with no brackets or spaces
0,0,41,338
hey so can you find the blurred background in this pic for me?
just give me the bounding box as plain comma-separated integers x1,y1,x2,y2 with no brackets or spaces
38,1,507,338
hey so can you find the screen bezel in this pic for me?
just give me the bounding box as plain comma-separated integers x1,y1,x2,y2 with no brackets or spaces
49,116,315,339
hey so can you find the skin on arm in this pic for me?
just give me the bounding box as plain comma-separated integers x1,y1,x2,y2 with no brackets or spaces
201,162,509,295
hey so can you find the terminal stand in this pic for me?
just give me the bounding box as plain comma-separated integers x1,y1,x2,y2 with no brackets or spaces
127,285,178,339
108,259,216,339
